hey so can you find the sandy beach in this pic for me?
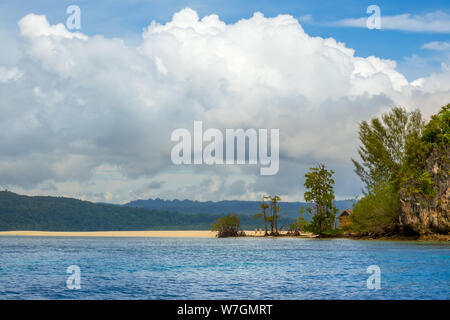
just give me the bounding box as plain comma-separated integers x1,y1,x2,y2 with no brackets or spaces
0,230,218,238
0,230,317,238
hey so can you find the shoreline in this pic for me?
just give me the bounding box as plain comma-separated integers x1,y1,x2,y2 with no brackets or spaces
0,230,217,238
0,230,318,239
0,230,447,241
343,234,450,242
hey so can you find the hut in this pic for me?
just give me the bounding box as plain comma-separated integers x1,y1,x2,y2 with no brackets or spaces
338,209,352,228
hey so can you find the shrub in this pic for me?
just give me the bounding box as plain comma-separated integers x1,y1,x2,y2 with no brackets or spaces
349,183,400,236
212,214,244,237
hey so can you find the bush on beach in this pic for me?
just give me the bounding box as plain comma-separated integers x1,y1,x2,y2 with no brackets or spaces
212,214,245,237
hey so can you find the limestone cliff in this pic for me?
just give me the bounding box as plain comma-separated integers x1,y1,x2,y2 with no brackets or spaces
399,145,450,235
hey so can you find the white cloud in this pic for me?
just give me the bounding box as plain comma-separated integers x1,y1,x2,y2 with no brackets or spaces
0,66,23,82
336,11,450,33
422,41,450,51
298,14,314,24
18,14,88,40
1,8,450,202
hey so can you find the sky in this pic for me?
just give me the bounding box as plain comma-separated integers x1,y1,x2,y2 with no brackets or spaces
0,0,449,203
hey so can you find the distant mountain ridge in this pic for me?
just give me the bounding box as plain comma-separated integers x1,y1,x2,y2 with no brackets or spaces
0,191,309,231
0,191,247,231
125,198,356,219
0,191,356,231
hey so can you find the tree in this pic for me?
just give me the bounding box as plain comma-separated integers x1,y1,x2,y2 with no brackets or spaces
402,104,449,198
269,195,281,235
264,196,275,234
253,195,282,235
253,197,270,235
212,214,243,237
303,163,337,236
288,207,309,236
350,182,400,235
352,107,424,194
350,107,425,235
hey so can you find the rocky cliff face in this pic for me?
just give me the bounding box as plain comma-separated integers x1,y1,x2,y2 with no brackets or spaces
399,145,450,235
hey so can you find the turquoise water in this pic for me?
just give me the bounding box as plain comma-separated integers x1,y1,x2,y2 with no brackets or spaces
0,236,448,299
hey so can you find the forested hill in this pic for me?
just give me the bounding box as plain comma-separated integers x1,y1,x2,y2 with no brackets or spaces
0,191,355,231
0,191,295,231
0,191,246,231
125,198,355,219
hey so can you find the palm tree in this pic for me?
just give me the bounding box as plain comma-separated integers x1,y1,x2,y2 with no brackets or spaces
261,198,269,235
264,195,274,234
271,195,281,234
265,195,281,235
253,197,270,235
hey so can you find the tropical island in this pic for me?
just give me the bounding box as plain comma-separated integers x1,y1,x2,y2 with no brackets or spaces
213,104,449,241
0,105,448,241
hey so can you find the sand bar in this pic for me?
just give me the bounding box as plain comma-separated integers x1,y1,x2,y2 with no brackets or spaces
0,230,218,238
0,230,317,238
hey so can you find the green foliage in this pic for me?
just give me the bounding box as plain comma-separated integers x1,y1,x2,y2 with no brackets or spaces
350,106,430,235
253,197,269,234
287,221,300,234
254,196,283,235
267,195,282,235
297,207,310,230
303,163,337,235
320,228,344,237
352,107,424,193
402,104,449,198
212,214,242,237
288,207,310,235
0,191,264,231
349,183,400,235
421,104,450,146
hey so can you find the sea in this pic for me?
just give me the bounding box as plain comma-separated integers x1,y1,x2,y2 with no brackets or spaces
0,236,448,299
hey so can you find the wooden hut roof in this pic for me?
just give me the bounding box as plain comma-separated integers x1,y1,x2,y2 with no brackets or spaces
338,209,352,217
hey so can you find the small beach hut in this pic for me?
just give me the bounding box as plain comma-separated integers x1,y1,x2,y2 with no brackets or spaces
338,209,352,228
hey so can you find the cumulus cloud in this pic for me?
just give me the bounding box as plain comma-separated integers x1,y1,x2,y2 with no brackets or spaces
1,8,450,202
335,11,450,33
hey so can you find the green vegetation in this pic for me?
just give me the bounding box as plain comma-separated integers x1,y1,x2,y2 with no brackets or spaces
352,106,424,194
287,207,309,236
349,104,449,236
266,195,282,235
126,198,355,219
9,106,444,238
302,163,338,236
212,214,244,237
0,191,265,231
252,195,283,235
251,164,343,238
252,197,270,235
214,105,448,238
401,104,449,198
349,183,399,235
